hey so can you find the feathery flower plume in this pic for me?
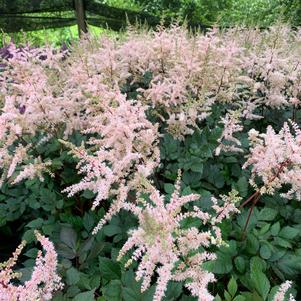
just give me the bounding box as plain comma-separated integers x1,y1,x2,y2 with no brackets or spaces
117,173,240,301
0,231,63,301
243,121,301,199
273,281,295,301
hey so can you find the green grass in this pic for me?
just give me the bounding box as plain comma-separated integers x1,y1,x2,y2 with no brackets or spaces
0,23,119,48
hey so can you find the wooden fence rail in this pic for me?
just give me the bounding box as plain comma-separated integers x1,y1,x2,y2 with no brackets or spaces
0,0,210,35
0,0,168,35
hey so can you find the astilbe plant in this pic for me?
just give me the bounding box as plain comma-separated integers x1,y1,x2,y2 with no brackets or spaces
1,24,301,300
136,26,244,140
0,44,73,186
1,24,301,184
0,231,63,301
117,174,241,301
238,121,301,231
243,121,301,199
242,25,301,109
62,91,160,232
215,25,301,153
215,110,244,155
225,24,301,109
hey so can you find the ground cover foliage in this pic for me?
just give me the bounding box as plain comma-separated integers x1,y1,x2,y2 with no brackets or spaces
0,24,301,300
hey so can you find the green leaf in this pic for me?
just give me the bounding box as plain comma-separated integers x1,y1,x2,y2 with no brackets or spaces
60,226,77,250
250,256,266,272
233,296,246,301
82,190,95,199
274,237,292,248
164,183,175,194
214,295,222,301
260,244,272,260
250,259,270,300
121,270,155,301
224,290,232,301
51,158,63,169
99,257,121,281
66,267,80,285
52,293,69,301
241,291,262,301
246,234,260,255
79,237,94,254
74,290,95,301
279,226,299,240
83,213,95,232
24,248,39,258
203,253,232,274
191,162,203,173
77,274,92,290
277,254,301,276
57,243,76,259
228,277,238,297
103,224,122,237
164,282,182,300
236,177,249,197
258,208,277,221
26,218,44,228
102,280,122,301
22,229,35,243
234,256,246,273
270,222,280,236
259,224,270,236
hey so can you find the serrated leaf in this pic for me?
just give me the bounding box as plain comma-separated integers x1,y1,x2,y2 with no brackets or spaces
57,243,76,259
164,282,182,300
224,290,232,301
74,289,95,301
258,208,277,221
66,267,80,285
236,177,248,197
250,260,270,299
60,226,77,250
246,234,260,255
259,223,270,236
228,277,238,297
270,222,280,236
191,162,203,173
279,226,299,240
103,224,122,237
83,213,95,232
260,244,272,259
103,280,122,301
274,237,292,248
234,256,246,273
277,254,301,276
250,256,266,272
99,257,121,281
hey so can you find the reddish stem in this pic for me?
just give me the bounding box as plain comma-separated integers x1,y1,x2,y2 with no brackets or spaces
242,193,261,235
240,159,291,237
239,190,260,209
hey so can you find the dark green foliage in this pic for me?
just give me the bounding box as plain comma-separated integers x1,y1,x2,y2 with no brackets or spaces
1,99,300,299
133,0,231,26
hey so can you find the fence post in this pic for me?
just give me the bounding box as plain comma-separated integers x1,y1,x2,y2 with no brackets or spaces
74,0,87,37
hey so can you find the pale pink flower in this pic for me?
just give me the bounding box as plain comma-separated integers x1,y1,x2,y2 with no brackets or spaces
244,121,301,199
273,281,295,301
117,174,240,301
0,232,63,301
